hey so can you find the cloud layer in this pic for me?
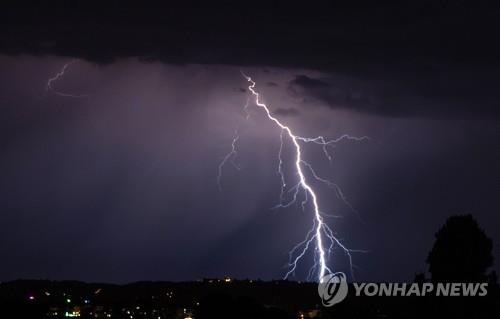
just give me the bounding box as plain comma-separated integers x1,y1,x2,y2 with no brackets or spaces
1,2,499,117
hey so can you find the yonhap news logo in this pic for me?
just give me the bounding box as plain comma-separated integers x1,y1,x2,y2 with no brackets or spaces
317,272,349,306
318,272,489,307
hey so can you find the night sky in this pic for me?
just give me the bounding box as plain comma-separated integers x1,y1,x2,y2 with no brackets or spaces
0,1,499,283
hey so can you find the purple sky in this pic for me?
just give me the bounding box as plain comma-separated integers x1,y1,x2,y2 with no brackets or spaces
0,56,498,283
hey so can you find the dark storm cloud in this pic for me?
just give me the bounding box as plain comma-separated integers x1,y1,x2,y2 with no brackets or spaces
0,2,500,284
272,107,300,117
288,73,499,117
1,1,499,117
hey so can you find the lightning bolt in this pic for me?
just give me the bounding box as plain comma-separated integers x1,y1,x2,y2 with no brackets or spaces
46,60,90,98
217,98,250,191
217,129,241,191
219,72,368,282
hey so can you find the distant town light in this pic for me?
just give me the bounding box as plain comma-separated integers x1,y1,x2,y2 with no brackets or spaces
64,311,80,317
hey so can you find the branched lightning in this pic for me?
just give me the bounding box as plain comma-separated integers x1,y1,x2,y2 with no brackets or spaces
219,72,368,282
217,129,241,191
46,60,90,98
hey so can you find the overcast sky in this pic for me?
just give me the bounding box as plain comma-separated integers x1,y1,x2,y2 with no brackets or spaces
0,1,499,283
0,56,497,282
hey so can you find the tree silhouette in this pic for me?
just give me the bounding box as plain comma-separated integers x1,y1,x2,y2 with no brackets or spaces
427,214,493,282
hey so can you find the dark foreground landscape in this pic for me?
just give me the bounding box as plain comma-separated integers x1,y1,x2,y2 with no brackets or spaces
1,279,498,319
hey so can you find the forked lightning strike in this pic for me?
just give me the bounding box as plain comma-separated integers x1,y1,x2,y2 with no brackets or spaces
46,60,90,98
217,130,240,191
219,72,368,282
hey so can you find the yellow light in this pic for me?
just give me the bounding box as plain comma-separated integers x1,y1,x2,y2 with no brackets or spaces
64,311,80,317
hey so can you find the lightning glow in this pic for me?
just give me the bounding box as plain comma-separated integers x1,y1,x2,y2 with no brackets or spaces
46,60,90,98
217,129,241,191
219,72,368,282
